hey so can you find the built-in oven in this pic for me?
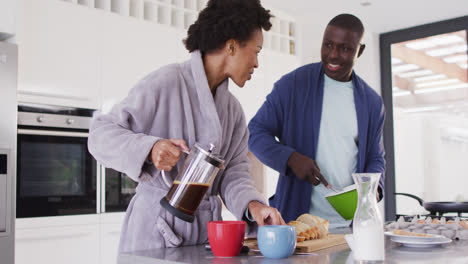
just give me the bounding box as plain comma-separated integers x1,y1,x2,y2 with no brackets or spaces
16,104,137,218
102,168,137,213
16,105,98,218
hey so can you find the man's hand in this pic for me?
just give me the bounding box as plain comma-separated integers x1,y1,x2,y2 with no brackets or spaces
287,152,329,187
248,201,286,226
149,139,189,171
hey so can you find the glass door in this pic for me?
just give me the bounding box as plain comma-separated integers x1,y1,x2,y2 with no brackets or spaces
380,16,468,220
17,133,97,217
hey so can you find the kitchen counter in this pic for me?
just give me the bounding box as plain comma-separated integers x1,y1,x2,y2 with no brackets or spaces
117,228,468,264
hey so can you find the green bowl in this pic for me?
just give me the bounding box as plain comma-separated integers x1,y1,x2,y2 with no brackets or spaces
325,185,357,220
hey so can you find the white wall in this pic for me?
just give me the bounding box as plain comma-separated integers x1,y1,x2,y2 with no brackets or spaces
394,110,468,214
393,111,426,215
0,0,17,39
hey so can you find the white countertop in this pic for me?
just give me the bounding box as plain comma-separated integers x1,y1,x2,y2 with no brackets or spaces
117,228,468,264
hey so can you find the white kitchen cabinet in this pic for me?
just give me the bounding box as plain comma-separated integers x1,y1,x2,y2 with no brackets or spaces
0,0,16,39
100,223,122,263
15,210,127,264
16,215,100,264
17,0,101,109
99,212,125,264
17,0,186,110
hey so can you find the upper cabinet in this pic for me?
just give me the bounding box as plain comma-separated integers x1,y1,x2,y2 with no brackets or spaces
0,0,17,39
17,0,101,109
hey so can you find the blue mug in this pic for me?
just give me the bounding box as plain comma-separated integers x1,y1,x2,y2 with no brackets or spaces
257,225,296,259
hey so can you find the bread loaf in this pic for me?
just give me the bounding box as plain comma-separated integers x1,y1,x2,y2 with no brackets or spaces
296,236,306,242
297,214,329,239
287,214,329,241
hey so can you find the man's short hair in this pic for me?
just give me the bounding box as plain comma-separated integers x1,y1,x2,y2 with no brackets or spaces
328,14,364,37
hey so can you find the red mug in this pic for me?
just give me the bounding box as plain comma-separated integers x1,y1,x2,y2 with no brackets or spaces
207,221,246,257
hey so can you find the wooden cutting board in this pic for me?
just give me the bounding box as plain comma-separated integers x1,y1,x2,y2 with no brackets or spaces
295,234,347,252
244,234,348,253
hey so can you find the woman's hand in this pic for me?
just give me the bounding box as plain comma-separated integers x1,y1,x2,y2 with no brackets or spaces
248,201,286,226
149,139,189,171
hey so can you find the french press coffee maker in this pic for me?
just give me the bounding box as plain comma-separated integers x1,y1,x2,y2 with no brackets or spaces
160,143,224,222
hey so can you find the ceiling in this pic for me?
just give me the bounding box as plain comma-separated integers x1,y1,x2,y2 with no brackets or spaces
391,31,467,115
264,0,468,33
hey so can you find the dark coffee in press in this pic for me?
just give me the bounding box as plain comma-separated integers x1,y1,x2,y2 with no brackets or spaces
165,181,210,215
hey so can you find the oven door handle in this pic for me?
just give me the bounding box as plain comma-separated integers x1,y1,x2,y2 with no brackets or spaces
17,129,89,138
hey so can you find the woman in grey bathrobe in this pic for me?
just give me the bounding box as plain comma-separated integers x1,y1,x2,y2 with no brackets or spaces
88,0,285,252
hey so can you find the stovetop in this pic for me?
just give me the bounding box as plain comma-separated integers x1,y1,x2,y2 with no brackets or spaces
397,214,468,222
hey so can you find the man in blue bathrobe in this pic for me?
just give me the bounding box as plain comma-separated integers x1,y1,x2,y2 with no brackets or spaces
248,14,386,227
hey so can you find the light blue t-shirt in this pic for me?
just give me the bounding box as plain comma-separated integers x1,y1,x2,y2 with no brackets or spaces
310,74,358,228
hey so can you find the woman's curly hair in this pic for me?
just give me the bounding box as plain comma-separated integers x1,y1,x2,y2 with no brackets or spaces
184,0,272,52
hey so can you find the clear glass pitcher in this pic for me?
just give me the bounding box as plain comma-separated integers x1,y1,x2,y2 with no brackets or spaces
160,143,224,222
352,173,384,262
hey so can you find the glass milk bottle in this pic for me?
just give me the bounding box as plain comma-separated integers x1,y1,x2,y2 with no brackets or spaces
352,173,384,262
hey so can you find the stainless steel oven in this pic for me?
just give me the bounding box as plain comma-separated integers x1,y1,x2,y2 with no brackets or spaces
16,104,137,218
16,104,98,218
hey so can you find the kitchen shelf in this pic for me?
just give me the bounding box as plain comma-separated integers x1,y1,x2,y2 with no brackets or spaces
111,0,130,16
171,8,184,28
143,1,157,22
130,0,144,18
59,0,297,55
77,0,93,7
95,0,110,10
184,0,196,11
264,16,296,55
